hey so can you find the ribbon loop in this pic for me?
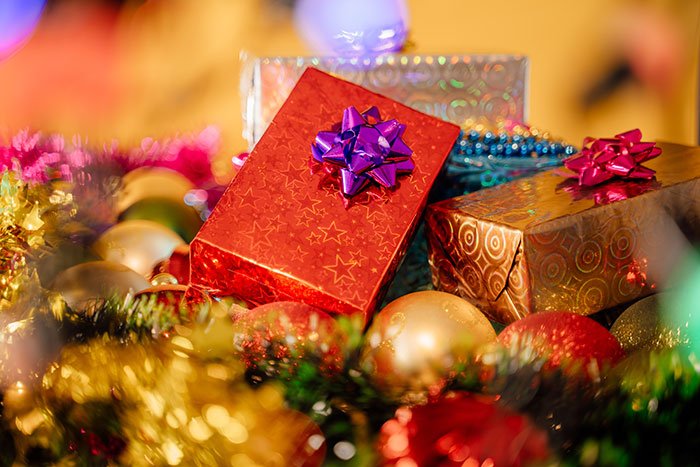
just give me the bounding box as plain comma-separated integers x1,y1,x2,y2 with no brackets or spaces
561,129,661,187
312,106,414,197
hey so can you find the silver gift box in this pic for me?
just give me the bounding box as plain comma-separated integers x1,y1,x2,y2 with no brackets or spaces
241,54,529,148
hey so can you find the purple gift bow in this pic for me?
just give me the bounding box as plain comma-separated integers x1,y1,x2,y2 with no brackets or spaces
311,106,414,196
558,129,662,186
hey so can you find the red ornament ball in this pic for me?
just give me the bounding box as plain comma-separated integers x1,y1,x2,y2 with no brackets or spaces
233,301,347,376
498,312,625,378
378,392,550,467
150,244,190,285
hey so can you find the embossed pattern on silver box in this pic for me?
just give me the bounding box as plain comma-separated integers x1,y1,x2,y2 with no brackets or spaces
241,54,529,148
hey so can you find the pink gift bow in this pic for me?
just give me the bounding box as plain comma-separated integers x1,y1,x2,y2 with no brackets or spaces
560,129,662,186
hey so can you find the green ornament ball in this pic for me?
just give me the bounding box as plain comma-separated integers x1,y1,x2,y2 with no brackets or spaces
118,196,203,243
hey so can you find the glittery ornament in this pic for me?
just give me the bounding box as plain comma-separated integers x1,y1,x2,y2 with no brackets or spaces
233,301,348,377
360,291,496,400
498,312,625,379
42,338,326,466
378,392,551,466
659,251,700,356
50,261,150,311
610,294,688,354
93,220,185,277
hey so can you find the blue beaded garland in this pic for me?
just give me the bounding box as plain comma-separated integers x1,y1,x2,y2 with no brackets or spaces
450,126,577,160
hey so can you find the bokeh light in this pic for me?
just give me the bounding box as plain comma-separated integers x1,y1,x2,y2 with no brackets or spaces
293,0,409,56
0,0,46,61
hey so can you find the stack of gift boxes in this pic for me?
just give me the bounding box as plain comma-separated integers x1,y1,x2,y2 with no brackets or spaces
190,57,700,327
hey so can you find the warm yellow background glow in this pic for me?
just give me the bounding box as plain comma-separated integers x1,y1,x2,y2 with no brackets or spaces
0,0,697,177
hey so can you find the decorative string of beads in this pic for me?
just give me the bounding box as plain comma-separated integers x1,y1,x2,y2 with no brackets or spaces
440,120,578,194
451,121,577,160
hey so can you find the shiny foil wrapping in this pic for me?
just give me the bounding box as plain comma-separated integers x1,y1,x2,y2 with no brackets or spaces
425,143,700,324
191,68,460,322
241,54,528,147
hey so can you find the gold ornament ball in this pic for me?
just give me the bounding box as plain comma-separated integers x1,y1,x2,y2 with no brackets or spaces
51,261,150,311
151,272,179,286
93,219,185,277
610,293,688,354
361,291,496,399
116,167,195,214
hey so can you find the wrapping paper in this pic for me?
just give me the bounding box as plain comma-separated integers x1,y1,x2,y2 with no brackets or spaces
241,54,528,148
191,68,460,322
425,143,700,324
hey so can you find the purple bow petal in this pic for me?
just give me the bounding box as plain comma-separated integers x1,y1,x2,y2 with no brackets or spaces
389,137,413,159
341,169,370,196
312,105,414,197
369,163,397,187
315,131,338,153
323,145,348,167
561,129,661,187
342,107,365,133
375,119,401,142
363,106,381,122
311,143,325,163
347,152,374,174
395,158,415,173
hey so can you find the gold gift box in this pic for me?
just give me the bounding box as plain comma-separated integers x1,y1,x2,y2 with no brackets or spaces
425,142,700,324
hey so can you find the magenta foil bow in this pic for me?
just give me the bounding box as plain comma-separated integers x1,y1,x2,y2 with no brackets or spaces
312,106,414,196
560,129,661,186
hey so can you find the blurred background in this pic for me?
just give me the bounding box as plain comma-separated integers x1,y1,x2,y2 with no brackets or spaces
0,0,698,179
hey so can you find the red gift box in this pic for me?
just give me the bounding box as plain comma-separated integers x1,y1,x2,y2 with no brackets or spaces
190,68,460,322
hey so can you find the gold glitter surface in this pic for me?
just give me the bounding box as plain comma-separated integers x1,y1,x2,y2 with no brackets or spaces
610,294,689,354
41,338,326,466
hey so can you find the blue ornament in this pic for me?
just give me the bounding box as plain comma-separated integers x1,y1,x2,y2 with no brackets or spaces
294,0,410,56
0,0,46,60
